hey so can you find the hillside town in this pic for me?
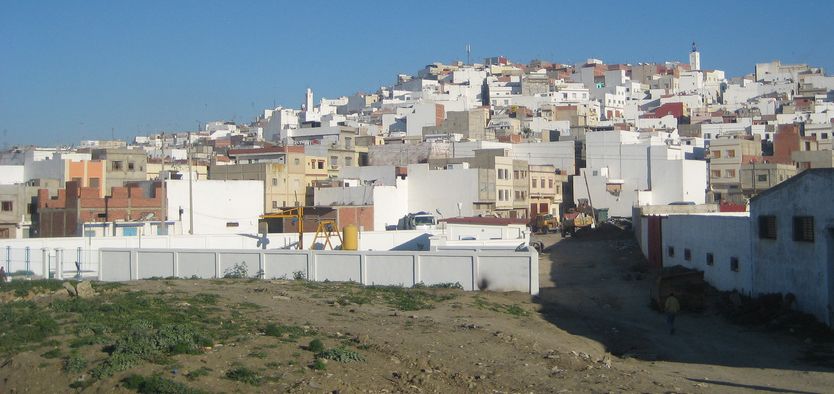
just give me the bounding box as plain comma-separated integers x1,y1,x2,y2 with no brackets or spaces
3,45,834,328
3,38,834,391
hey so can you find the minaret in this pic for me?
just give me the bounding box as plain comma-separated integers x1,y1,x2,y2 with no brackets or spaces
689,42,700,71
304,88,314,111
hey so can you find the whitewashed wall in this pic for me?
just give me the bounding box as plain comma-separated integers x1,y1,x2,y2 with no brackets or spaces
98,248,540,295
661,213,753,294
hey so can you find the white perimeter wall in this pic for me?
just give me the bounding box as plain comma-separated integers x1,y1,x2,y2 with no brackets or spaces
98,248,539,295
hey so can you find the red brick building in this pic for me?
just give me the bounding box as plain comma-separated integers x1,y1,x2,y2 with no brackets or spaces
38,181,165,237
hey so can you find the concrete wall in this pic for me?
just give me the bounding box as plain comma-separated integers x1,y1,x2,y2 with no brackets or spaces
662,213,753,294
97,248,539,295
0,229,439,278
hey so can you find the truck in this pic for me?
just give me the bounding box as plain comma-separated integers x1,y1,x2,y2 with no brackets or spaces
396,212,437,230
531,213,558,234
560,198,595,237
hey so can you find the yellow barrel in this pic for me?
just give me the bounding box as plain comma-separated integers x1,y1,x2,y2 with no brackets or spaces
342,224,359,251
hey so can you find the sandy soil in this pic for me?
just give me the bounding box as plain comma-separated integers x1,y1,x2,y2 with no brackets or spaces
1,229,833,393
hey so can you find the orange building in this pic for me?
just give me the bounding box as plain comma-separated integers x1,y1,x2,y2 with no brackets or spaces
65,160,106,197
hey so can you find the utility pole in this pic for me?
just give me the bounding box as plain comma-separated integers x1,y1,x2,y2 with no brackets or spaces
751,160,757,196
187,132,194,235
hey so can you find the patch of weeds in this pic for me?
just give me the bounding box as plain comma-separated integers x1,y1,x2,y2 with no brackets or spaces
69,379,93,390
91,281,125,292
123,374,207,394
316,347,365,363
412,281,463,289
263,323,314,340
311,359,327,370
41,348,62,359
69,335,109,348
292,270,306,281
248,350,267,359
473,296,529,317
236,301,263,310
189,293,220,305
2,279,72,297
225,366,263,386
223,262,249,279
265,361,280,368
307,339,325,353
0,301,59,353
91,320,211,379
185,367,212,381
63,352,88,373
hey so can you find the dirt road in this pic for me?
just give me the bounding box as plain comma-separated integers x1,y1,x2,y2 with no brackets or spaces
537,228,834,393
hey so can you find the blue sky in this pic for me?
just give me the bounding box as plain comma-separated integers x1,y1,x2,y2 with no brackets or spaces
1,0,832,146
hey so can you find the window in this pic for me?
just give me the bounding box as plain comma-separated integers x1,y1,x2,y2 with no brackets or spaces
757,174,768,182
317,161,325,170
532,179,537,188
793,216,814,242
758,215,777,239
726,149,736,158
706,253,714,266
514,170,519,179
822,133,829,140
89,178,100,188
294,158,300,165
344,157,353,167
712,150,721,159
225,222,239,228
128,162,135,171
725,169,736,178
684,248,691,261
711,170,721,178
272,178,278,186
123,227,138,236
1,201,12,212
112,161,123,170
668,246,675,257
72,177,82,184
730,257,739,272
157,224,168,236
549,179,553,188
272,201,278,209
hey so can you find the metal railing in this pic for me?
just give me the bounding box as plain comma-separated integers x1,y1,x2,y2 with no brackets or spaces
3,246,99,280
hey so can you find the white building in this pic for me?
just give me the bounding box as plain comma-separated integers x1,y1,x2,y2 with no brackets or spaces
574,131,707,217
165,179,263,235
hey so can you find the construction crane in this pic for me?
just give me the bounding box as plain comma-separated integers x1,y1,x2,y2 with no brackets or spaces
261,207,305,249
260,207,341,250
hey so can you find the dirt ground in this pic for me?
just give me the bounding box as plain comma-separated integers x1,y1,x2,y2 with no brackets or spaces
1,228,833,393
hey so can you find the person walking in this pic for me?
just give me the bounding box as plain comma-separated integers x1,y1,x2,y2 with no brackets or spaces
665,293,680,335
0,266,7,285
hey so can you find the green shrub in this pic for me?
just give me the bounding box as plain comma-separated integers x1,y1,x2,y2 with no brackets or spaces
225,366,262,386
223,262,249,279
63,352,88,373
307,338,325,353
316,347,364,363
41,348,62,359
122,374,206,394
92,320,210,379
311,358,327,370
